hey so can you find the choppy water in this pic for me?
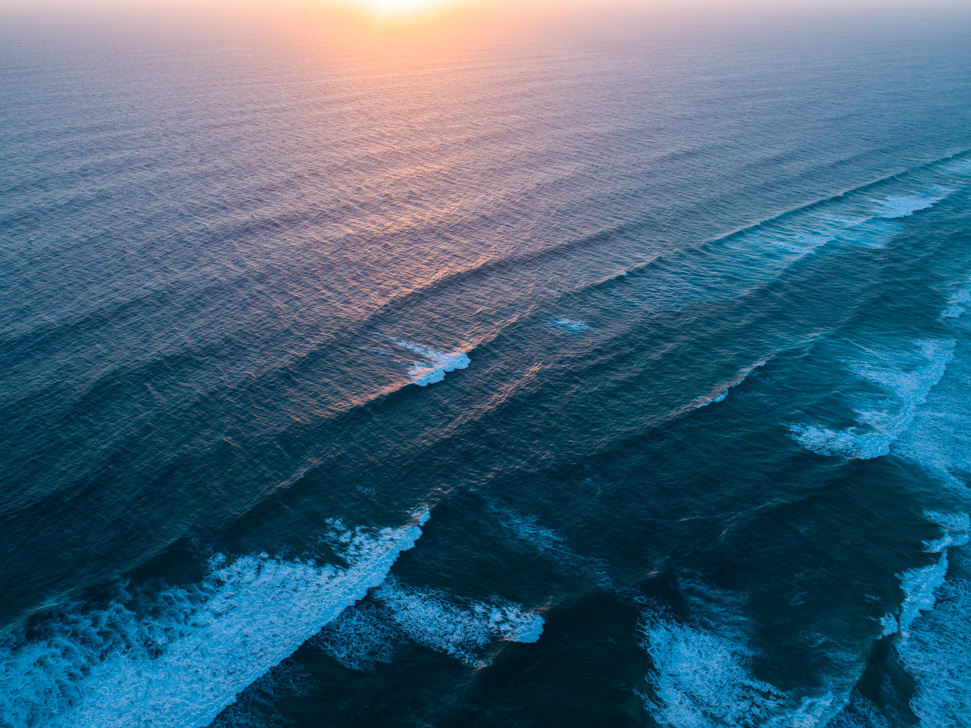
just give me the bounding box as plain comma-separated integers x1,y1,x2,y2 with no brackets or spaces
2,9,971,727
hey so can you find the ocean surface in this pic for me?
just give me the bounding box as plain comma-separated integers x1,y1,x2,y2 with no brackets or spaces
2,8,971,726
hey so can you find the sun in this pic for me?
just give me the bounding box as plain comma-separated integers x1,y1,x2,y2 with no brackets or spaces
339,0,462,19
376,0,442,15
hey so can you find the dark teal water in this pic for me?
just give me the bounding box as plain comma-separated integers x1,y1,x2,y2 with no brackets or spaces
2,9,971,727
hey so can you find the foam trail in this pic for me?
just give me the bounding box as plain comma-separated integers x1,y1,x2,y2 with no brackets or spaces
393,339,472,386
894,557,950,639
0,508,429,728
549,317,591,334
489,503,614,590
314,602,400,672
791,339,954,459
493,506,567,554
875,337,971,725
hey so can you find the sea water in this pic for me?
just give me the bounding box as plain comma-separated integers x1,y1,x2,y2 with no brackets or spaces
2,7,971,726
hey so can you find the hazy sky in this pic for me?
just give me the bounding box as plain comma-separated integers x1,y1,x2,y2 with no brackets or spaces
2,0,969,64
4,0,970,19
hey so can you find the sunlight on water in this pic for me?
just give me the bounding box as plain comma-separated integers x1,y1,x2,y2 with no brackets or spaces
2,3,971,725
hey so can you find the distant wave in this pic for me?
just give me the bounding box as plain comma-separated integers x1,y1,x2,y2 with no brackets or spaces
0,209,643,438
566,149,970,317
7,150,967,498
348,217,648,332
390,339,472,387
0,507,429,728
690,358,768,410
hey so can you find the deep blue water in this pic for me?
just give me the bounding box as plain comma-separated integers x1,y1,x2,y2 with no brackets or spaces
2,8,971,727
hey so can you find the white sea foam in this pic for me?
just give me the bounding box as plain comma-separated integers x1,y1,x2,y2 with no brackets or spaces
314,601,399,671
827,692,894,728
771,230,835,255
895,549,971,728
881,512,968,639
0,508,429,728
893,340,971,494
921,512,971,554
809,187,952,252
790,425,892,460
639,580,846,728
317,576,544,670
640,609,784,727
832,218,906,250
393,339,472,386
879,613,899,638
371,578,543,667
942,155,971,176
895,556,950,639
790,339,954,459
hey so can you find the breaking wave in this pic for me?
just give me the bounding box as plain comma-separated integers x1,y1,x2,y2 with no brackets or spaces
0,508,429,728
316,576,544,670
790,339,954,459
691,359,768,410
392,339,472,387
638,578,846,728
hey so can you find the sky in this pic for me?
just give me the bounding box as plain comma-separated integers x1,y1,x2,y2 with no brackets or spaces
4,0,970,21
1,0,969,68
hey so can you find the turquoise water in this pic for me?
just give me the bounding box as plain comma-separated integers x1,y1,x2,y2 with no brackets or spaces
2,9,971,726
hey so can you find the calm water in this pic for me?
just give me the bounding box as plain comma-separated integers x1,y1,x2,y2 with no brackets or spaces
2,9,971,726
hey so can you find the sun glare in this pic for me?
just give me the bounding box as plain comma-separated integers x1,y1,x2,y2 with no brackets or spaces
339,0,462,19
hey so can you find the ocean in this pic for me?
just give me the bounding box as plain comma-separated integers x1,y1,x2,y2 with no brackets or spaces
2,6,971,726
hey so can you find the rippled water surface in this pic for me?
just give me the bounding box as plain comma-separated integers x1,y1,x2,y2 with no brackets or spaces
2,8,971,726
